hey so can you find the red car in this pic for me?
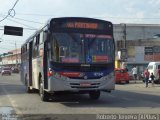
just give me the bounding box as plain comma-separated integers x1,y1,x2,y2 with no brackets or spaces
115,68,129,84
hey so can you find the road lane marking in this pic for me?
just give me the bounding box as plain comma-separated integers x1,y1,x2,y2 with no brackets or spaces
1,85,22,114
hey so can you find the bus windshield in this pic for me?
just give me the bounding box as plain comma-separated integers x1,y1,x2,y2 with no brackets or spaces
51,33,114,64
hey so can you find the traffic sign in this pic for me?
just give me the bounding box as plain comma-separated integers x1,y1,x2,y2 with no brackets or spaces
120,48,127,61
4,26,23,36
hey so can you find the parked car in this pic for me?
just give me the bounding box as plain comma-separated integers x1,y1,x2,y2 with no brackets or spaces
147,62,160,84
12,68,19,73
128,71,134,80
1,67,12,76
115,68,130,84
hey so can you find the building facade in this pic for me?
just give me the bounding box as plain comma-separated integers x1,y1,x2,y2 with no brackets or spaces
0,48,21,68
114,24,160,73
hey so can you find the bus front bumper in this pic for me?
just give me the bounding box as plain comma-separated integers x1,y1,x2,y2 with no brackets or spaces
47,76,115,92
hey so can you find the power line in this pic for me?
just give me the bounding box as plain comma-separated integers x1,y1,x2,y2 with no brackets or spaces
14,13,55,17
6,18,38,29
0,0,19,22
0,14,9,23
0,16,37,40
10,0,19,10
0,38,23,44
4,12,160,20
13,17,45,24
0,14,44,24
3,41,23,45
0,43,19,46
96,16,160,20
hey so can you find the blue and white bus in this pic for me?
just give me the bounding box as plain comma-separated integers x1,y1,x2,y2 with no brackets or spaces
21,17,115,101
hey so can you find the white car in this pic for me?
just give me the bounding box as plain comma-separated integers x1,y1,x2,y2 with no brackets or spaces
1,67,12,76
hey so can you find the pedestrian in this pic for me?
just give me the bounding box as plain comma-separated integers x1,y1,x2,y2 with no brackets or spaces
125,66,128,72
132,66,137,83
150,73,155,87
144,69,150,87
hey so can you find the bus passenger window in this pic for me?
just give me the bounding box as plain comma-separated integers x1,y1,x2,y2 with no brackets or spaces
39,32,44,44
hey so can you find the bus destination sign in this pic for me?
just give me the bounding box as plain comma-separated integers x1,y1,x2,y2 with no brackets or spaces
51,18,113,35
66,22,98,29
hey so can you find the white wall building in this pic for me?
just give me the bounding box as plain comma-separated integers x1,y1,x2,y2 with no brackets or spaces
114,24,160,72
0,48,21,67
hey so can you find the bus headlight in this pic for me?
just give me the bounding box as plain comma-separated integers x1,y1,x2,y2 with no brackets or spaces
103,72,114,80
108,72,114,79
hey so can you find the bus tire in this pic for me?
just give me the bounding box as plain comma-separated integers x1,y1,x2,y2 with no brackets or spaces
39,80,49,102
89,91,100,100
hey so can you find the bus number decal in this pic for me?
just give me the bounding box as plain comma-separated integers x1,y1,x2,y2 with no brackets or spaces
94,72,104,77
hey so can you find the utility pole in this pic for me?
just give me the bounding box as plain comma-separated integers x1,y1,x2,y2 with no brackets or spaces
123,24,126,49
120,23,127,69
15,41,18,67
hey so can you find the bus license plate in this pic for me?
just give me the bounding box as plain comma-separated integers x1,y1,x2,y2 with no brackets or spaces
121,81,126,83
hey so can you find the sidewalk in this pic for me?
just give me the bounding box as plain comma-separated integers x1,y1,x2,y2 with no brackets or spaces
128,79,160,89
116,80,160,95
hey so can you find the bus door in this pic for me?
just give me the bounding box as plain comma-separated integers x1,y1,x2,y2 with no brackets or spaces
43,41,48,89
29,41,33,86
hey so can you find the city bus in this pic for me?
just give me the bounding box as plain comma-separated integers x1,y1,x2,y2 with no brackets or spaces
21,17,115,101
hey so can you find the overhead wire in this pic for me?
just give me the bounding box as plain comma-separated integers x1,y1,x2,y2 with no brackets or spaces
0,0,19,22
6,18,38,29
13,17,45,24
1,41,22,45
3,12,160,20
0,38,22,45
0,14,44,24
13,13,55,17
0,14,38,29
0,0,20,47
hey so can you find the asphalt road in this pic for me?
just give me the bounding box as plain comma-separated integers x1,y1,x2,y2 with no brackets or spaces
0,74,160,120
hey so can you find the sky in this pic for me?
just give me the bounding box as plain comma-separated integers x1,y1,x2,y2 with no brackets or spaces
0,0,160,53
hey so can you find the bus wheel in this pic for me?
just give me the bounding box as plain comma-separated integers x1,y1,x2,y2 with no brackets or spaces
89,91,100,100
39,80,49,101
